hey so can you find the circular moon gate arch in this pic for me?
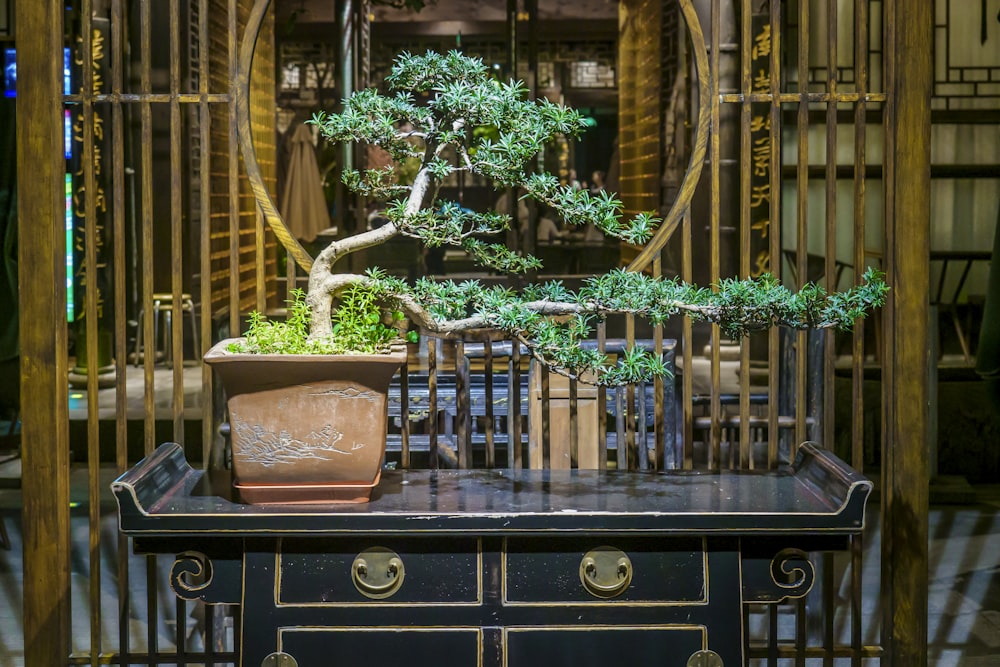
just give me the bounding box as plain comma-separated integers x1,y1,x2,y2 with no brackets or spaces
235,0,710,275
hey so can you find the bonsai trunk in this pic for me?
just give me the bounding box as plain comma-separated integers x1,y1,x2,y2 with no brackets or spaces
306,155,436,341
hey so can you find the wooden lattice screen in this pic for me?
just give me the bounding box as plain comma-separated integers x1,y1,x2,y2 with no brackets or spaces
207,0,277,318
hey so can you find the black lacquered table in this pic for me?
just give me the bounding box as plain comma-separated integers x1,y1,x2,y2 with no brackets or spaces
113,441,872,667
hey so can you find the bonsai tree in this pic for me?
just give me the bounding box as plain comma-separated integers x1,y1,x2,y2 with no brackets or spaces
238,50,887,386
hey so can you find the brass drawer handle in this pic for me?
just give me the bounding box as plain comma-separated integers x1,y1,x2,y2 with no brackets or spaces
579,547,632,598
352,547,405,599
687,650,724,667
261,653,298,667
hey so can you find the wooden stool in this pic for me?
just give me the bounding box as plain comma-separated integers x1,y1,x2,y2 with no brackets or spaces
133,293,199,366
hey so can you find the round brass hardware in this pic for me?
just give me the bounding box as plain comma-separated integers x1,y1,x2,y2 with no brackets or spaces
579,547,632,598
686,650,723,667
352,547,405,599
261,652,298,667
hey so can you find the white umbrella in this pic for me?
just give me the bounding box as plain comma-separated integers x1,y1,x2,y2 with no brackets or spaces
280,123,331,243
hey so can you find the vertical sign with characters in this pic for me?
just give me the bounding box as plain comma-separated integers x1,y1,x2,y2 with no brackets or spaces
748,15,772,278
70,17,115,377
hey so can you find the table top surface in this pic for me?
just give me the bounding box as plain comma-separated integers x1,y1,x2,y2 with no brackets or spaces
113,442,872,537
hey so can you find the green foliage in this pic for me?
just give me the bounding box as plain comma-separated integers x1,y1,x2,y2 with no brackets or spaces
231,287,408,355
229,290,316,355
308,49,658,258
281,50,890,385
362,268,888,385
340,166,408,200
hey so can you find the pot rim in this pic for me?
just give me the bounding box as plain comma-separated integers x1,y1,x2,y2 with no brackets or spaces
204,337,408,365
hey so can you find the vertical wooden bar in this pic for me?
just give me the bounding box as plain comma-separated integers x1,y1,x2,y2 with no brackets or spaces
823,0,838,461
255,223,266,312
794,0,810,456
795,12,810,657
597,322,608,470
614,383,626,469
200,0,215,470
336,0,354,230
140,0,155,457
851,533,865,667
652,257,665,471
823,4,840,662
456,339,470,467
682,210,694,470
851,7,870,666
109,0,132,659
767,0,782,470
511,342,522,470
400,355,410,469
138,0,160,656
768,605,779,666
428,337,438,469
852,0,870,475
883,0,931,664
625,316,636,470
17,0,71,662
823,548,835,664
170,0,185,445
738,0,752,471
540,364,550,469
795,596,807,667
228,0,241,338
636,374,648,470
484,339,495,468
78,1,106,661
168,4,188,656
709,0,722,471
569,377,579,468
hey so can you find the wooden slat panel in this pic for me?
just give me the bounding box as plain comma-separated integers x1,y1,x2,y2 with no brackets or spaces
618,0,661,267
211,0,276,320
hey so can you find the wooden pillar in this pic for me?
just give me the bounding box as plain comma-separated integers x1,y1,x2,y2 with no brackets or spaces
882,0,931,664
15,1,72,665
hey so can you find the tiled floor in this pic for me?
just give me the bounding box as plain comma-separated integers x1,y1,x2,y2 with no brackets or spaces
927,489,1000,665
1,455,999,666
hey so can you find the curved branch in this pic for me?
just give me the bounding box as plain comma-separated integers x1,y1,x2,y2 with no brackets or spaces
306,225,401,338
396,129,427,140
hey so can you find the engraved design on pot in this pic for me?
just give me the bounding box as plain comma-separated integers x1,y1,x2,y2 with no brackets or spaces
230,414,367,466
306,386,379,402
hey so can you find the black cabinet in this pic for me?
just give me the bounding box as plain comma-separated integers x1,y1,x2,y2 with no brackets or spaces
114,442,871,667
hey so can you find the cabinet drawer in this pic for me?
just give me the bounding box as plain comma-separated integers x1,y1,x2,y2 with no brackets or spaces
277,537,481,605
280,628,481,667
506,627,705,666
504,537,705,604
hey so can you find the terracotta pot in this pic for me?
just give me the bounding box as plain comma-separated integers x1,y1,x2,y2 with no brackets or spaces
204,339,406,504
